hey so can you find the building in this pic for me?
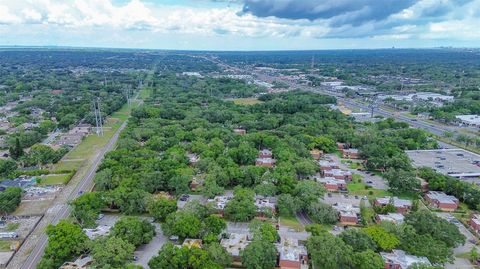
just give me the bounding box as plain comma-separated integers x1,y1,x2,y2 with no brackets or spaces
317,177,347,192
381,250,431,269
455,115,480,127
255,196,276,216
233,128,246,135
337,142,347,151
59,255,93,269
470,214,480,234
187,153,199,165
182,239,203,248
207,195,233,214
190,177,204,191
319,160,339,171
425,191,459,211
83,225,110,240
220,233,251,262
332,203,360,225
0,177,36,189
342,148,360,159
376,213,405,224
323,169,352,181
69,124,92,135
256,157,276,167
276,237,308,269
259,149,273,158
56,133,84,147
310,149,323,160
373,197,412,214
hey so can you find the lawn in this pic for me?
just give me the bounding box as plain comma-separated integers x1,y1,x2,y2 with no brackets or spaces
232,98,263,105
279,216,304,232
39,174,70,185
0,240,12,251
52,160,84,172
347,182,391,198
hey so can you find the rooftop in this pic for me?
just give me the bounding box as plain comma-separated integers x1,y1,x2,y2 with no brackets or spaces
83,225,111,240
375,197,412,208
220,233,250,257
276,237,307,262
381,250,431,269
426,191,458,204
377,213,405,224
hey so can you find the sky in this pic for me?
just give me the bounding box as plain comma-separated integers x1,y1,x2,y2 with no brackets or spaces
0,0,479,50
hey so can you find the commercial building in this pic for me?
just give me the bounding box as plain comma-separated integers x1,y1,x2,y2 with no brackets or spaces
373,197,412,214
455,115,480,127
381,250,431,269
317,177,347,192
425,191,459,211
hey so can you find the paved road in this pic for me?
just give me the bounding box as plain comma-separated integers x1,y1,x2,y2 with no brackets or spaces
19,120,128,269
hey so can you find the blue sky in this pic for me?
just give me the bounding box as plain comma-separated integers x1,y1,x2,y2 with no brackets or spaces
0,0,479,50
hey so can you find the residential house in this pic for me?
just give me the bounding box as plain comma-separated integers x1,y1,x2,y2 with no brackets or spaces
255,196,277,217
220,233,251,262
207,195,233,215
233,128,246,135
470,214,480,234
276,237,308,269
187,153,199,165
319,160,339,171
259,149,273,158
256,158,276,167
83,225,111,240
310,149,323,160
376,213,405,225
190,177,204,191
342,148,360,159
317,177,347,192
59,255,93,269
425,191,459,211
381,250,431,269
323,169,352,181
373,197,412,214
182,239,203,248
332,203,360,225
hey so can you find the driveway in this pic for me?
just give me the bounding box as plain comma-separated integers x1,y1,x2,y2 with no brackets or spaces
133,223,166,269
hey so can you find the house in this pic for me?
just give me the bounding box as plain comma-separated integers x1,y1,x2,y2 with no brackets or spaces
276,237,308,269
319,160,339,171
317,177,347,192
256,158,276,167
254,196,276,216
373,197,412,214
207,195,233,215
182,239,203,249
69,124,92,135
323,169,352,181
337,142,347,151
342,148,360,159
190,177,204,191
381,250,431,269
83,225,111,240
455,115,480,127
59,255,93,269
425,191,459,211
470,214,480,234
56,133,84,147
376,213,405,224
310,149,323,160
259,149,273,158
233,128,246,135
220,233,251,262
332,203,360,225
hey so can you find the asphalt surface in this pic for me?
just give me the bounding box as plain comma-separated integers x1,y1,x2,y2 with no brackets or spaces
20,120,128,269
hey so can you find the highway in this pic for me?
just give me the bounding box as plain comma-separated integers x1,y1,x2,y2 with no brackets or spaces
19,120,128,269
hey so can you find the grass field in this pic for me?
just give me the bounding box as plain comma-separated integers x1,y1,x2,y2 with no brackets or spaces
279,216,304,232
52,160,84,172
39,174,70,185
0,241,12,251
347,182,391,198
232,98,263,105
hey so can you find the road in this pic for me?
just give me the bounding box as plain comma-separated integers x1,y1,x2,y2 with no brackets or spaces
19,120,128,269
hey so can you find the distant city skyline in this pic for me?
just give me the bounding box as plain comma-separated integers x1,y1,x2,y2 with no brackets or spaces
0,0,479,50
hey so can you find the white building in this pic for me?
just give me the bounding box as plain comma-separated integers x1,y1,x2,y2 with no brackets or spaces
455,115,480,127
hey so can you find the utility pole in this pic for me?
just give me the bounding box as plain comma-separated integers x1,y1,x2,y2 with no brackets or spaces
93,98,104,136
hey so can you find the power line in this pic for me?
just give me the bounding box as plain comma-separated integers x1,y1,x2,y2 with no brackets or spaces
92,98,104,136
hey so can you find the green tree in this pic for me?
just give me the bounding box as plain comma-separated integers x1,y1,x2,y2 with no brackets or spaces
202,178,224,199
38,221,89,269
312,136,337,153
148,197,177,222
364,226,400,251
149,243,188,269
276,193,299,217
205,242,232,268
384,169,420,195
91,236,135,269
162,211,202,240
28,144,57,168
352,250,384,269
293,180,325,210
241,239,277,269
308,201,338,225
9,137,24,159
228,142,258,165
202,215,227,238
71,192,105,228
0,158,17,177
111,216,156,247
224,188,257,222
306,232,354,269
339,229,377,252
0,187,22,215
249,220,279,243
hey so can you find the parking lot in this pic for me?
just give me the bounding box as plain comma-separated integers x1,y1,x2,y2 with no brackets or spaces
133,223,166,268
321,193,369,207
407,149,480,180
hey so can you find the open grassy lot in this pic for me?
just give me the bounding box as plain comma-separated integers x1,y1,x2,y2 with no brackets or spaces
38,174,70,185
279,216,304,232
347,182,391,198
0,241,12,252
52,160,84,172
232,98,263,105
